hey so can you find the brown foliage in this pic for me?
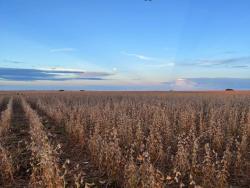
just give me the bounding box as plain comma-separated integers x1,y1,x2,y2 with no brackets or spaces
0,91,249,187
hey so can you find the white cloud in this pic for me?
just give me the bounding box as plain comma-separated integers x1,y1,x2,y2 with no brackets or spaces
163,78,250,90
50,48,76,53
163,78,197,90
121,51,175,67
146,62,175,67
121,51,155,61
172,78,197,90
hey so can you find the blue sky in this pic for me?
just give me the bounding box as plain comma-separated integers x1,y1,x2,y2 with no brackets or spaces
0,0,250,90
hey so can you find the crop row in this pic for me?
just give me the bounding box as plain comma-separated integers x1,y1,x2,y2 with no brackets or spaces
26,92,250,187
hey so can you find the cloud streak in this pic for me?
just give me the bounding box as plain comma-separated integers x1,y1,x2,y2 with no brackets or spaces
122,51,175,67
50,48,76,53
0,67,112,81
121,51,155,61
163,78,250,90
2,59,25,64
182,56,250,68
145,62,175,67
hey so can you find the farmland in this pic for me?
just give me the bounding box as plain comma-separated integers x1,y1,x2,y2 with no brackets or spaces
0,91,249,187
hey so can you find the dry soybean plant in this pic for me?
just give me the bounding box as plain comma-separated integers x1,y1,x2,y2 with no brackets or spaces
0,98,14,185
21,98,64,187
25,92,250,187
0,91,249,187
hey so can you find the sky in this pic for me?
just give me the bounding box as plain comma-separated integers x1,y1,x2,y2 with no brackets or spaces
0,0,250,90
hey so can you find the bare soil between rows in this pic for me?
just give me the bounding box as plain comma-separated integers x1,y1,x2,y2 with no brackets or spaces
29,102,112,187
2,98,32,187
